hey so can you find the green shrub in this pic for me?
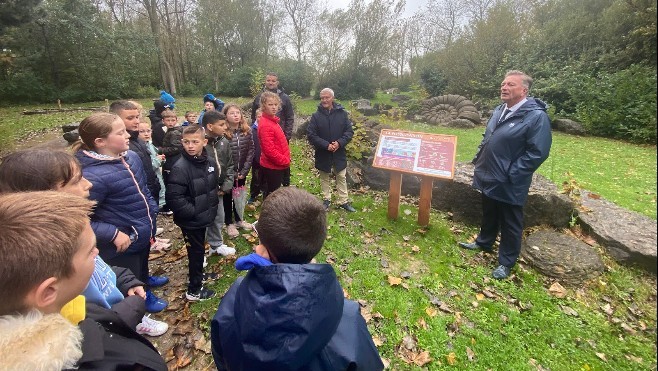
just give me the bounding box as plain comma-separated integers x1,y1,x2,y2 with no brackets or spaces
219,66,255,97
573,65,657,144
317,65,377,100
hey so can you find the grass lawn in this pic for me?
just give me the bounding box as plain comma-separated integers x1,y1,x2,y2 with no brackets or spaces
0,97,655,369
196,139,657,370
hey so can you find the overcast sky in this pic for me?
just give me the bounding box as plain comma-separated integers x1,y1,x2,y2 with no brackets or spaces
326,0,428,18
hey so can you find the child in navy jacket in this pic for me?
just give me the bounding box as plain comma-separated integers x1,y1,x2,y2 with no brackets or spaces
211,187,384,370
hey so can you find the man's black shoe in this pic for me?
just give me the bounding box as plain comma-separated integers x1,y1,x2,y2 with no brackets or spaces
458,241,493,253
492,265,512,279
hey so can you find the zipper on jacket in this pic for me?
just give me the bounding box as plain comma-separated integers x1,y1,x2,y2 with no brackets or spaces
121,157,154,240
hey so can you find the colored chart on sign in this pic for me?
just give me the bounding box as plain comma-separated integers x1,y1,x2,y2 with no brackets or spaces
372,129,457,179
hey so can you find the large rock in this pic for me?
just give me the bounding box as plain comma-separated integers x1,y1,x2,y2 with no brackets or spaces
521,229,605,285
553,118,586,136
577,190,657,272
292,116,310,140
347,160,573,228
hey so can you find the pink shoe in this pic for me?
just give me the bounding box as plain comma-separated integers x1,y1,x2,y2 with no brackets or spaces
227,224,239,239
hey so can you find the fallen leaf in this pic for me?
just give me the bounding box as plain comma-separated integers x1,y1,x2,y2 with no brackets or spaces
466,346,475,361
400,271,411,279
438,302,454,313
412,351,432,367
471,301,479,308
620,323,636,334
173,343,193,368
411,245,420,253
387,276,402,286
417,317,428,329
342,288,350,298
588,193,601,199
402,235,411,241
475,293,485,301
446,352,457,365
549,282,567,298
595,352,607,362
600,303,613,315
559,305,579,317
372,336,384,347
425,307,438,317
381,358,390,369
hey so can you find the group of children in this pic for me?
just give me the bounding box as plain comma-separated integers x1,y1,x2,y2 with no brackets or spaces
0,91,383,370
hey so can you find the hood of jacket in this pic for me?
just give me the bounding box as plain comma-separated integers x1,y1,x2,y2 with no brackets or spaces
0,311,83,370
231,264,344,369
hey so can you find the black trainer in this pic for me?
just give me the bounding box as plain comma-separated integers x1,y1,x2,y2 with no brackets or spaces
185,287,215,301
323,199,330,211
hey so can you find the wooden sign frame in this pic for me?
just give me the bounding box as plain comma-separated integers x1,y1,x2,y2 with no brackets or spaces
371,129,458,226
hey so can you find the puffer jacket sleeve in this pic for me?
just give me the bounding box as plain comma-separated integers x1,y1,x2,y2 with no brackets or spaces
165,164,195,220
307,113,329,150
240,133,254,178
112,266,144,296
85,168,120,245
161,128,183,157
222,144,235,192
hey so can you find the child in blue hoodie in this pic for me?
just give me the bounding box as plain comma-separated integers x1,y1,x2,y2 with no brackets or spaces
211,187,384,370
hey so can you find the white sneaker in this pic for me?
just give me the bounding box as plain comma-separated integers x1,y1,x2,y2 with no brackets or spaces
155,227,164,236
209,244,236,257
227,224,239,239
136,315,168,336
236,220,253,230
203,256,208,268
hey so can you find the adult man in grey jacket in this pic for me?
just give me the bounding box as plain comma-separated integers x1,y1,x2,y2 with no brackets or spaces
459,70,552,279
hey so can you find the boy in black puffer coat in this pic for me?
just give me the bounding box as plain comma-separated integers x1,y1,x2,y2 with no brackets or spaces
165,125,219,301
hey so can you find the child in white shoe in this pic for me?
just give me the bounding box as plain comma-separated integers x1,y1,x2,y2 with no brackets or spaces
0,149,169,336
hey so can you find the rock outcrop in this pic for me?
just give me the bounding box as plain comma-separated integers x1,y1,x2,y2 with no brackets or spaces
347,160,574,228
521,229,605,285
577,190,657,272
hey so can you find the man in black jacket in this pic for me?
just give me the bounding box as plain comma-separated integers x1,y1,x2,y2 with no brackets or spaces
459,70,552,279
307,88,355,212
251,72,295,186
165,125,220,301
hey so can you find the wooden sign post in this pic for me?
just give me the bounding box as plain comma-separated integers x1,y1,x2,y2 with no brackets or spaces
372,129,457,226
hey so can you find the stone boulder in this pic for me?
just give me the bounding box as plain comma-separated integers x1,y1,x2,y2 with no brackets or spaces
292,115,310,140
391,94,410,103
347,160,573,228
553,118,586,136
352,99,377,116
577,190,657,272
521,229,605,285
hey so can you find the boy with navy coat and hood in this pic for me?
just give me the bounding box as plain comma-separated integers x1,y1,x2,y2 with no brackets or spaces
211,187,384,371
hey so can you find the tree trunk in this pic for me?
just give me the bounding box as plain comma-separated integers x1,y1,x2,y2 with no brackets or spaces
142,0,176,94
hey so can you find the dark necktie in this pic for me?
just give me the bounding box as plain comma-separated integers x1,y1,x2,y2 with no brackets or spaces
499,109,512,123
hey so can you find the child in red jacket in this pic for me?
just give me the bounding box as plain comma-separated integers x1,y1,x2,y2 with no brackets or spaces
257,91,290,199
